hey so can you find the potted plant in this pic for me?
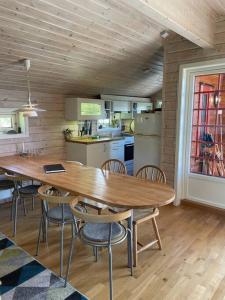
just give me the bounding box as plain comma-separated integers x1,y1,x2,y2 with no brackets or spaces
63,128,73,140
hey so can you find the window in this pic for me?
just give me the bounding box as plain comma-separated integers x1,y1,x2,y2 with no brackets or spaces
0,110,29,139
190,73,225,177
0,114,16,132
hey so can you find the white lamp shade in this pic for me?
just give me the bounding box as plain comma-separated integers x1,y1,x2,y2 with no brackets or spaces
23,110,38,117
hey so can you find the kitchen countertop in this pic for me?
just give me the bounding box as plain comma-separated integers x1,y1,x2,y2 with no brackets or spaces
66,136,125,145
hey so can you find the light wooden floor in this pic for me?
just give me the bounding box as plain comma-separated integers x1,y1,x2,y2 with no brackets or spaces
1,201,225,300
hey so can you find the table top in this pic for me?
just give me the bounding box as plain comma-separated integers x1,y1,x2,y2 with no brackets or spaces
0,155,175,209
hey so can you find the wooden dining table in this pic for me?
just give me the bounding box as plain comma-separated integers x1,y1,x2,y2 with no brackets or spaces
0,155,175,266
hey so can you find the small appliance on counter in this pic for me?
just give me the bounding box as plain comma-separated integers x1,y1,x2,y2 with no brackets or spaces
134,112,161,174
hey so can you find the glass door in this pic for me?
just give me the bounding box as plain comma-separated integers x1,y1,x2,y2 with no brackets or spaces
190,73,225,178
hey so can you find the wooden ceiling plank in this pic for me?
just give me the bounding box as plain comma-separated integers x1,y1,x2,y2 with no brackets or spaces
0,11,160,64
1,0,152,52
0,69,163,91
0,10,135,58
44,0,164,40
0,47,159,86
17,0,159,47
0,56,163,88
6,0,162,56
0,25,158,67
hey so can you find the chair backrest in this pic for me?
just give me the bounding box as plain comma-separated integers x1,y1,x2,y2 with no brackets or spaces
101,159,127,175
136,165,166,183
38,185,76,204
70,198,131,224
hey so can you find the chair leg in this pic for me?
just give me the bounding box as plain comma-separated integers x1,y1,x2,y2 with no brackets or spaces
94,247,98,262
128,229,133,276
108,245,113,300
22,197,27,216
152,217,162,250
41,203,47,243
45,218,48,247
10,192,15,221
60,222,65,277
32,196,35,210
133,223,138,267
10,193,15,221
36,215,43,256
64,223,76,287
13,195,19,237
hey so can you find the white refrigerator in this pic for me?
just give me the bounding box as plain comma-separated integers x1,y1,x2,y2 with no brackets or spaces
134,112,161,173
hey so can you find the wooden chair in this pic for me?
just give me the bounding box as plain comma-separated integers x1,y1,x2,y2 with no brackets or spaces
82,159,127,214
133,165,166,266
5,172,40,236
101,159,127,174
36,185,83,277
65,197,133,300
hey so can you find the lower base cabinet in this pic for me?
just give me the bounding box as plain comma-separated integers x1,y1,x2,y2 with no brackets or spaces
66,140,124,168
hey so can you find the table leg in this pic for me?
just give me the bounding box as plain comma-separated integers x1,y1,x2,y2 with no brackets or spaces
127,209,133,268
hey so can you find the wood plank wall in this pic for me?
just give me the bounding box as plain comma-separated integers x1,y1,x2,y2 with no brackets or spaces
161,17,225,186
0,89,74,158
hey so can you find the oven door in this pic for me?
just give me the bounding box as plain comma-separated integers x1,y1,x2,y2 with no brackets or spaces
124,143,134,161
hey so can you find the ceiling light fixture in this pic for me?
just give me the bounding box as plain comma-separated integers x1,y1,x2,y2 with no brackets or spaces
17,59,46,117
160,30,169,39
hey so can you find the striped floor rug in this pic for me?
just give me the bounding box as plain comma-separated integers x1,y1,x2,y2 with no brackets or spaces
0,233,88,300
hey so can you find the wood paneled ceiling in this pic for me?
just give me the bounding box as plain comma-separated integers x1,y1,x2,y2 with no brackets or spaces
0,0,166,97
0,0,223,98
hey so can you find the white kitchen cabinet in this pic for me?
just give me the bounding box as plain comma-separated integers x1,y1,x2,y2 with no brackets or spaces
86,142,110,168
112,101,131,112
65,98,105,121
66,139,125,168
136,102,152,113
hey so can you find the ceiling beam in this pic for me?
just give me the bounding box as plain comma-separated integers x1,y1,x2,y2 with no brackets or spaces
124,0,215,48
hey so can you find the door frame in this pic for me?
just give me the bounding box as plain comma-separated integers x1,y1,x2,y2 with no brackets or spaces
175,58,225,206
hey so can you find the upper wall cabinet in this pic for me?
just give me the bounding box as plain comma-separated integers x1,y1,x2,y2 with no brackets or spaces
100,94,152,115
136,102,153,113
65,98,105,120
112,101,131,112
